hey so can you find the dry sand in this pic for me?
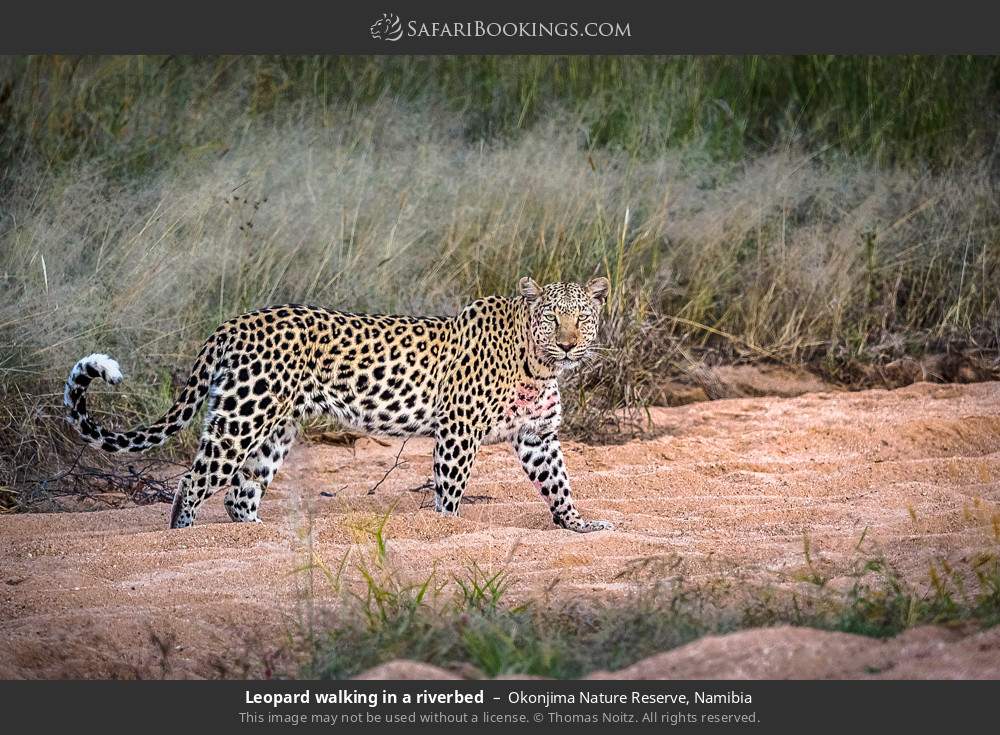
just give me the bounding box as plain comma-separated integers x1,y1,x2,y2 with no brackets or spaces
2,381,999,679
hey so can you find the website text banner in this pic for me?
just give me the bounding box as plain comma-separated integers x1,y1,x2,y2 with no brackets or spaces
2,680,996,733
3,0,1000,53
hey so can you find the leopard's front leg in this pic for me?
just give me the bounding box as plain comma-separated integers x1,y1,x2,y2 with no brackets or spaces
433,421,484,516
513,428,613,532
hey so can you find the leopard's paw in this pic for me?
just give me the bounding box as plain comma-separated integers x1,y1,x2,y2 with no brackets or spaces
569,519,614,533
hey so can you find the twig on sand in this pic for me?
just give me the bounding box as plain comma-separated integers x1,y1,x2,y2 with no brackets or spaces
319,484,348,498
367,439,409,495
406,479,434,494
406,480,494,510
457,494,494,505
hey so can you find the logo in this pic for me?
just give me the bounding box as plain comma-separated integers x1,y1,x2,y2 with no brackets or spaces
370,12,403,41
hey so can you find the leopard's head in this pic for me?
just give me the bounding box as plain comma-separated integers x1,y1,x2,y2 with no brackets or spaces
519,275,610,371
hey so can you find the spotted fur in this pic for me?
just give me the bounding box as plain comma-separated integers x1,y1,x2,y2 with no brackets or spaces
64,276,613,532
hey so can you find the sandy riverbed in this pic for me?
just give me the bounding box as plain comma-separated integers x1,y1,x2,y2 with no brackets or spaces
2,381,998,678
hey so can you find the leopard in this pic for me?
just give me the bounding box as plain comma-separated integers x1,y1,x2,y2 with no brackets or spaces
64,275,614,533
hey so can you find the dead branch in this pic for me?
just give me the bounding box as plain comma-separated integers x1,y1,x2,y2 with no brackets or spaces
367,439,409,495
26,446,186,508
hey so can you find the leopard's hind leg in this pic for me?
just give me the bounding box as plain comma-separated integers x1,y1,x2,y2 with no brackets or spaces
169,399,286,528
225,417,299,523
170,427,252,528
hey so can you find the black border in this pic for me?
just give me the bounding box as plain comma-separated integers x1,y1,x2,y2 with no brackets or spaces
3,0,1000,53
3,680,999,732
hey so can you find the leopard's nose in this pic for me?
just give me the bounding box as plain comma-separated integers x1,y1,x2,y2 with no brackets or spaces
557,342,575,354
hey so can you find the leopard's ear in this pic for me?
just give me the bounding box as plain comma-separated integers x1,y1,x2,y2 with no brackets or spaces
519,276,543,302
586,276,610,306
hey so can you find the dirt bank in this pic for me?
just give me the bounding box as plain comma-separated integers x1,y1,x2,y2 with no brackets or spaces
2,381,999,678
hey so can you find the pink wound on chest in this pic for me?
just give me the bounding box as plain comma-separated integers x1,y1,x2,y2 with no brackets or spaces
514,384,539,404
508,383,559,420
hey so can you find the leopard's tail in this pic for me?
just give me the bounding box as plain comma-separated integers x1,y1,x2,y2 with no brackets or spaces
64,337,224,454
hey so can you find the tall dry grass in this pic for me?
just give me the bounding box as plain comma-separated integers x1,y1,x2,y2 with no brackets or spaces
1,56,999,508
4,56,999,169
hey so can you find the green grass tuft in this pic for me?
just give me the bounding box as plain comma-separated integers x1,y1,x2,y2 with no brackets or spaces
298,530,1000,679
